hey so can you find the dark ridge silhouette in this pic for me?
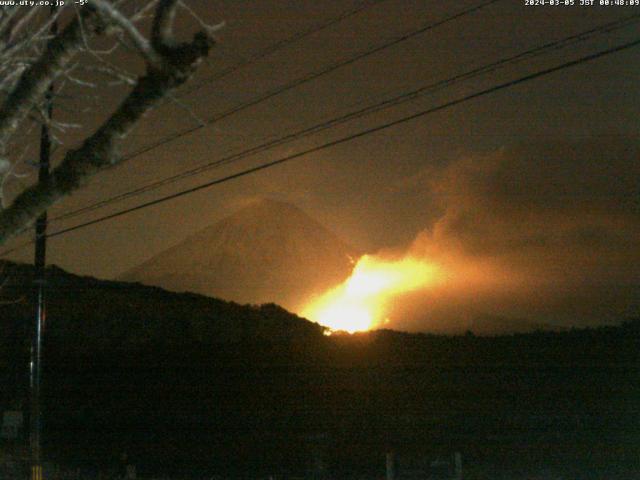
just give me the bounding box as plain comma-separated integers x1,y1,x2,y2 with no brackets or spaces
467,313,567,336
0,261,638,478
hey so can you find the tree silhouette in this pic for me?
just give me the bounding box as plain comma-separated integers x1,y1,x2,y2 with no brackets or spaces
0,1,221,244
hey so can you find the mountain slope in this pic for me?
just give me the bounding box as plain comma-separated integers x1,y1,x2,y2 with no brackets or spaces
122,199,358,310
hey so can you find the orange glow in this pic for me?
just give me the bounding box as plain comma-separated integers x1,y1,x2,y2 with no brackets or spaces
301,255,441,333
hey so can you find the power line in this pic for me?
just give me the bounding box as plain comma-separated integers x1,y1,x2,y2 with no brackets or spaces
7,3,383,156
166,0,386,151
180,0,387,97
34,36,640,244
112,0,502,167
1,19,637,258
112,0,388,159
0,15,638,256
48,0,503,223
0,2,388,254
50,13,640,223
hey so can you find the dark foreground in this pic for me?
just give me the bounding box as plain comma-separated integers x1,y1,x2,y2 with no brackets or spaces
3,326,638,480
0,263,638,479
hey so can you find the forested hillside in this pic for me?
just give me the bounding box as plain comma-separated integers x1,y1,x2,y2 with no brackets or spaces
0,261,638,479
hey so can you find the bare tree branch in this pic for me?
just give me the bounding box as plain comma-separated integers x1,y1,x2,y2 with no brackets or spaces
91,0,162,67
0,1,216,244
0,10,99,152
151,0,179,51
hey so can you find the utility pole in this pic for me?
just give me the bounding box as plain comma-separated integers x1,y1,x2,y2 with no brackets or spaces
30,8,56,480
30,88,51,480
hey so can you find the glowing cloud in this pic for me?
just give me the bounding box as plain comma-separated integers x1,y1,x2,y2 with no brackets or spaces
301,255,441,333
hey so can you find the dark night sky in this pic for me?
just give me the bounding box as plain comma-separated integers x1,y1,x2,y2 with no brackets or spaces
3,0,639,329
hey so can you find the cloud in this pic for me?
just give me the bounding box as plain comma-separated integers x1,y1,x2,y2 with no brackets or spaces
393,139,640,331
